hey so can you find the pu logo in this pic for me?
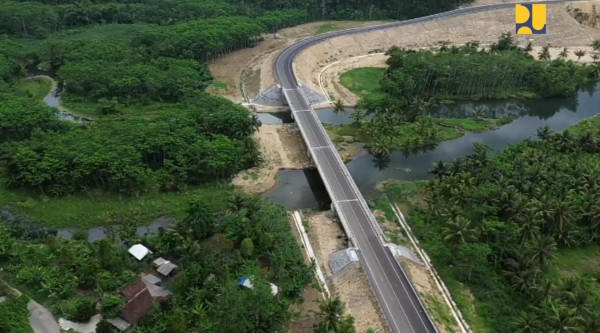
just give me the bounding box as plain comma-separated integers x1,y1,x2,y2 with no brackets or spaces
516,3,547,34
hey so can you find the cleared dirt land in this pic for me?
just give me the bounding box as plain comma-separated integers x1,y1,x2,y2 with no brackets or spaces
306,211,389,333
296,1,600,95
208,21,389,103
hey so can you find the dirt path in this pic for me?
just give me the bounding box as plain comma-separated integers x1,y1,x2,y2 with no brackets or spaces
232,124,311,194
28,300,59,333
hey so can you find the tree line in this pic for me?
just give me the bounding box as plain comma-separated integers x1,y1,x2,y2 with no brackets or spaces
0,0,474,39
0,0,308,38
405,123,600,332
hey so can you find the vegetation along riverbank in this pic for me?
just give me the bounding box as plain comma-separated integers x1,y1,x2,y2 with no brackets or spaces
375,114,600,332
331,33,600,157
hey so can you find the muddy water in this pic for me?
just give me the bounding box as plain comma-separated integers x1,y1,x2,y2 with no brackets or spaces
263,83,600,208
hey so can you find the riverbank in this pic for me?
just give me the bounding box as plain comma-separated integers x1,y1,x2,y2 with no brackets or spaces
23,76,91,122
374,113,600,332
324,116,514,161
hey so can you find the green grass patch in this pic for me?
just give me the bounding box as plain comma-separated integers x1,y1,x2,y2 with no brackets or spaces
315,23,338,35
15,78,52,101
0,184,233,228
211,80,228,91
441,278,494,333
432,117,500,132
0,293,32,333
547,246,600,279
424,294,457,333
370,193,397,223
339,67,386,102
568,114,600,136
61,94,189,118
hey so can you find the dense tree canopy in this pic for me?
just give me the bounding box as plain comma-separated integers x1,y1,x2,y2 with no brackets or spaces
2,94,260,195
0,0,473,38
407,122,600,332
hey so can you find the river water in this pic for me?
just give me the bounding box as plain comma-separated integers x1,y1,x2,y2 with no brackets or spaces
262,83,600,209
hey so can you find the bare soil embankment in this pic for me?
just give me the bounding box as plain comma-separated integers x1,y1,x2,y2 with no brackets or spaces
296,1,600,96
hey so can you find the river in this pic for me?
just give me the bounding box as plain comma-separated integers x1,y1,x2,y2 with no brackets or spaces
262,83,600,209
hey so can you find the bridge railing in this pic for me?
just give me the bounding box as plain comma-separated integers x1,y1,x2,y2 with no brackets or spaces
297,87,388,242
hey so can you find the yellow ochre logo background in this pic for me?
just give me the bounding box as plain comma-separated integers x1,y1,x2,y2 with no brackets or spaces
516,3,547,34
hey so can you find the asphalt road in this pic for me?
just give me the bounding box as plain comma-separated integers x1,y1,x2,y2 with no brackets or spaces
274,2,578,332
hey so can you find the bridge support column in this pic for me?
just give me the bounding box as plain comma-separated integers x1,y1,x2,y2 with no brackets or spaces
330,202,336,214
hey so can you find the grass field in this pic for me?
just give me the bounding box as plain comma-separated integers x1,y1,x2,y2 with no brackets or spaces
325,116,505,151
339,67,386,102
0,184,234,228
568,114,600,135
60,94,189,118
17,77,53,101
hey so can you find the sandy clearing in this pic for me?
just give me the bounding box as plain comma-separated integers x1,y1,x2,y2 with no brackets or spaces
306,211,347,277
296,1,600,94
232,124,311,194
330,265,390,333
305,211,389,333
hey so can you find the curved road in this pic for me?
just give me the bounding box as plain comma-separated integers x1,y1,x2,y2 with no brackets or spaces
274,2,579,332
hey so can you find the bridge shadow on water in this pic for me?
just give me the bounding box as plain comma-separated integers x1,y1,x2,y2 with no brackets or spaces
262,168,331,210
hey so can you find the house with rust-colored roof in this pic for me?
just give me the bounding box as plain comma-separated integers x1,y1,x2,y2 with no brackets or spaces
121,288,154,326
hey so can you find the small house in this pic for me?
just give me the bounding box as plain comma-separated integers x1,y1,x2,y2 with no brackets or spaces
153,257,178,277
128,244,152,261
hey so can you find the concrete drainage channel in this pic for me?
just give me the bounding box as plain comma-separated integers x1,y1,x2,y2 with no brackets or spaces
291,210,330,299
390,203,473,333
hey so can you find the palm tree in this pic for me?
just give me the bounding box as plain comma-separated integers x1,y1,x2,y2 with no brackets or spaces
539,300,585,333
524,42,533,53
558,48,569,59
512,311,540,333
536,125,553,141
593,54,600,63
472,105,486,119
350,109,366,127
442,216,477,247
333,99,345,114
429,160,450,179
574,49,586,61
591,39,600,53
314,297,352,333
527,235,557,268
538,45,551,61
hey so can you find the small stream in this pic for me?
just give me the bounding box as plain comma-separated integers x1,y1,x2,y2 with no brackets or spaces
27,74,91,123
262,83,600,209
56,217,174,242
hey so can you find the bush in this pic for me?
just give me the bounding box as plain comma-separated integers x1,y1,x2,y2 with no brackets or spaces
62,298,97,322
101,294,124,319
96,320,115,333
